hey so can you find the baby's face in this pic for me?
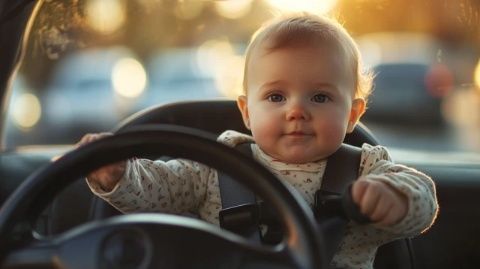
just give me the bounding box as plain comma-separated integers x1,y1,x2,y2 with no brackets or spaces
238,44,363,163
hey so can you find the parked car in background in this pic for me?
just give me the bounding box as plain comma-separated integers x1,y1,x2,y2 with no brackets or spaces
354,32,474,151
133,47,225,111
5,47,141,146
357,32,455,126
365,62,445,125
6,47,230,146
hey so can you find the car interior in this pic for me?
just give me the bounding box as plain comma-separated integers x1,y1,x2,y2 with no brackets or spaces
0,99,416,269
0,99,478,269
1,0,480,269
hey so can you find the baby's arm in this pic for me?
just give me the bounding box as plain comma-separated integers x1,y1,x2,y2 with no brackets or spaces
77,133,126,191
351,178,408,226
353,144,438,236
87,157,214,214
78,133,214,215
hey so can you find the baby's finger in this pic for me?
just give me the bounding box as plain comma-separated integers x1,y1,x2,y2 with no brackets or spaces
77,132,112,147
377,205,402,226
369,195,393,222
76,133,94,147
94,132,113,141
351,178,369,204
57,134,93,160
359,180,382,216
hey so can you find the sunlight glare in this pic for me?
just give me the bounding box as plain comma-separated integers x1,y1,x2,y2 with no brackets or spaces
85,0,126,34
356,39,382,68
197,40,244,97
215,0,253,19
215,55,245,98
12,93,42,129
197,39,236,75
266,0,338,14
112,58,147,98
474,59,480,92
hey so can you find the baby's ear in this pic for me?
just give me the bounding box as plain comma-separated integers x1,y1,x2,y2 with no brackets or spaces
347,98,366,133
236,95,251,129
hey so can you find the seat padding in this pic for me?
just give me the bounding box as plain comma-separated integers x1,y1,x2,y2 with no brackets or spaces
114,100,379,147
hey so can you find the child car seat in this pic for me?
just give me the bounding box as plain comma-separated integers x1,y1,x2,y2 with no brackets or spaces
91,100,416,269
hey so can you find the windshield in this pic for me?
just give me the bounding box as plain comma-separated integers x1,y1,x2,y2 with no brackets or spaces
4,0,480,162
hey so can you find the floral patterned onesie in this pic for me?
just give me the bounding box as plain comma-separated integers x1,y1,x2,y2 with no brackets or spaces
87,130,438,269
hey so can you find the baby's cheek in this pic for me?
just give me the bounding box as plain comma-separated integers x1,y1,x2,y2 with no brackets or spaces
250,119,279,145
258,130,280,147
319,121,346,146
252,115,279,134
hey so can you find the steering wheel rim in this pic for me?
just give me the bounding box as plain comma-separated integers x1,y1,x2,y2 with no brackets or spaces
0,124,327,269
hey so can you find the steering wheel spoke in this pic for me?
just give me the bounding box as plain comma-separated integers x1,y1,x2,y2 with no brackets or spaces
2,241,56,268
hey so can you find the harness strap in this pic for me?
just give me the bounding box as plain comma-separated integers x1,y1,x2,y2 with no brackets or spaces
218,143,261,241
218,143,363,244
322,143,362,194
218,143,256,208
314,143,363,221
314,143,362,262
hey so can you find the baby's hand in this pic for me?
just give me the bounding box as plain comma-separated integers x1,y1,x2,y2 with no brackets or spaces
351,177,408,226
77,133,126,192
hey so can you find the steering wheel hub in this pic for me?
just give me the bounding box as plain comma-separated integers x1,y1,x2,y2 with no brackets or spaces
101,228,151,269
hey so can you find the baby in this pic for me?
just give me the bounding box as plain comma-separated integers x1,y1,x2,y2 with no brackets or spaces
80,13,438,269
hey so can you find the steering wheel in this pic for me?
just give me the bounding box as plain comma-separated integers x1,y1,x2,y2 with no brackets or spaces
0,125,327,269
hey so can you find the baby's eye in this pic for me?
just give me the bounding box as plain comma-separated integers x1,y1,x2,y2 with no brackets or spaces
311,94,330,103
267,93,285,102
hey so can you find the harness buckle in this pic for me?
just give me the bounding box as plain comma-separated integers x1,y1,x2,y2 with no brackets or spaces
219,203,259,236
314,190,346,221
219,202,283,243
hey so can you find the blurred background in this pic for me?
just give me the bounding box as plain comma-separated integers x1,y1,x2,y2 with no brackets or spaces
4,0,480,159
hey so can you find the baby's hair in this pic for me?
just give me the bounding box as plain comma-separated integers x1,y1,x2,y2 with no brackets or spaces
243,13,373,104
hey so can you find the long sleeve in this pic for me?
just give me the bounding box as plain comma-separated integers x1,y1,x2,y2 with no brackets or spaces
85,130,255,223
86,158,216,215
331,143,438,269
359,143,438,236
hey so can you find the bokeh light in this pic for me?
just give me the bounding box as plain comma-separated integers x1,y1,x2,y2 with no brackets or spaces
11,93,42,129
112,58,147,98
215,0,253,19
197,39,236,74
85,0,126,34
266,0,338,14
197,39,244,97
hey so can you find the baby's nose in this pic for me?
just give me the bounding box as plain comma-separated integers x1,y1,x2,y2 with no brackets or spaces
286,102,310,121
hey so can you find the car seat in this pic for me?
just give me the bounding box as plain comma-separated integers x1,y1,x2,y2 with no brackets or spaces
111,100,416,269
50,100,416,269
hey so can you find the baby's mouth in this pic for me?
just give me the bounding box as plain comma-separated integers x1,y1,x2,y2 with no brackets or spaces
286,131,312,137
